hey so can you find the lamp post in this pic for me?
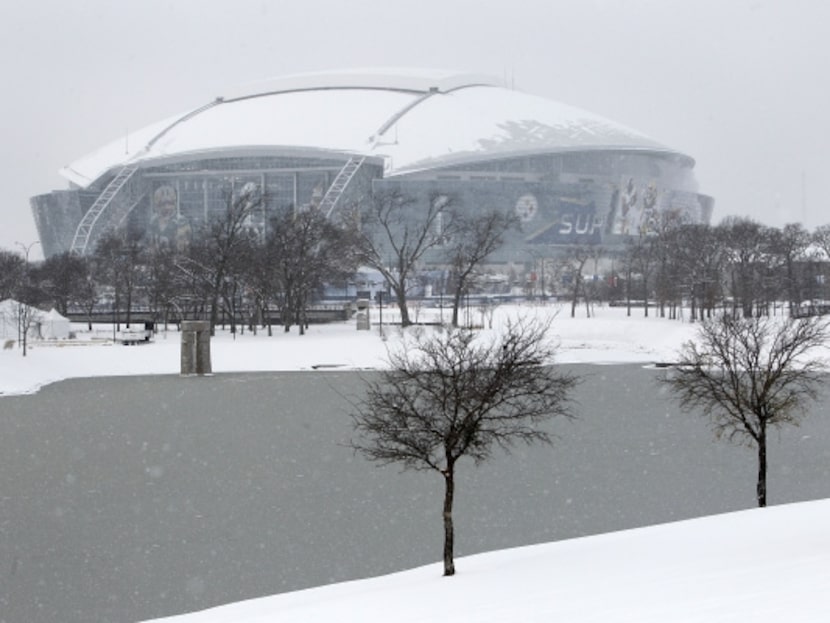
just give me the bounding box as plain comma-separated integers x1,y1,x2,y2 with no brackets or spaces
15,240,40,263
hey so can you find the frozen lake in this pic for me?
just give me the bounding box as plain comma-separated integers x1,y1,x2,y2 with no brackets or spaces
1,365,829,623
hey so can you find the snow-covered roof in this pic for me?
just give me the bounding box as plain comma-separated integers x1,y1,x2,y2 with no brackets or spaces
43,308,70,321
61,69,688,188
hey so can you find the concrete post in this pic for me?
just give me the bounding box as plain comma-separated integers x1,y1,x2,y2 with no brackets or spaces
355,299,371,330
181,320,212,375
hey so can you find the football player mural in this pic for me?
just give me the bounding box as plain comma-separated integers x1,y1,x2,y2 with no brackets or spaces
148,185,191,252
609,177,662,236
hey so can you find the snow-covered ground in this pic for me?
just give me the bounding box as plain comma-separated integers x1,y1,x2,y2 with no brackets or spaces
3,303,827,622
1,303,696,397
145,498,830,623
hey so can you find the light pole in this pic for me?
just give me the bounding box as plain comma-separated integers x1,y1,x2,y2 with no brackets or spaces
15,240,40,263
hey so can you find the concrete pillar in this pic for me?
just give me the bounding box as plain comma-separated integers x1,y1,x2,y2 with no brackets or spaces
181,320,212,375
355,298,371,330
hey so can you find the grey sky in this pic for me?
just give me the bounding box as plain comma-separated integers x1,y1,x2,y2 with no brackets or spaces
1,0,827,257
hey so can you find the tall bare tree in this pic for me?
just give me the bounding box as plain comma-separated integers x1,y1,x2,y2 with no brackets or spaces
349,318,578,576
671,223,724,321
622,233,659,317
557,244,602,318
145,245,183,332
358,191,457,327
719,217,771,318
445,209,516,327
93,230,145,331
269,205,359,334
768,223,812,314
188,187,266,333
658,314,828,507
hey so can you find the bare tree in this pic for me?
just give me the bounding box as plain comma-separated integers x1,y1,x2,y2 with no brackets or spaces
34,251,88,315
622,233,659,316
557,244,602,318
3,256,43,356
269,205,359,334
445,209,516,327
10,303,37,355
349,318,578,576
671,224,724,321
358,191,457,327
93,230,146,330
812,223,830,260
810,224,830,302
145,245,183,332
4,294,42,356
0,250,25,301
658,314,828,507
188,187,265,333
719,217,772,318
768,223,812,314
76,273,99,331
653,221,686,319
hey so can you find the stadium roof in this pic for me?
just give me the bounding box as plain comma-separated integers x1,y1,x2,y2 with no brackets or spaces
60,68,690,188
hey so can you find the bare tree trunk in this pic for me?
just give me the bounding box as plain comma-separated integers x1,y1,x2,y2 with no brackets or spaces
757,429,767,507
451,288,463,328
209,288,221,336
443,469,455,576
114,291,121,332
570,277,580,318
394,286,412,327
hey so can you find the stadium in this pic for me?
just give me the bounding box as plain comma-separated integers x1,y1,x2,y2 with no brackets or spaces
30,68,713,266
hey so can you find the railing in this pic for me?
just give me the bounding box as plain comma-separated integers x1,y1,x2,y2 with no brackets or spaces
69,164,139,255
320,156,366,217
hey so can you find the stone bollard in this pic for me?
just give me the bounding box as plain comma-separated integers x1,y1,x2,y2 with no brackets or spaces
355,299,371,331
181,320,212,375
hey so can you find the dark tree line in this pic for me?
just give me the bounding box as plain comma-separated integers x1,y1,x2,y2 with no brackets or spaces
10,186,510,335
9,203,830,337
556,217,829,321
95,189,360,336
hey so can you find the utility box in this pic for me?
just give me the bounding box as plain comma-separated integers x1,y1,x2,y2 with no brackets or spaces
181,320,212,375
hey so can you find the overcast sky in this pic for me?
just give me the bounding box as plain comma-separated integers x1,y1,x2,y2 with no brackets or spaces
1,0,827,258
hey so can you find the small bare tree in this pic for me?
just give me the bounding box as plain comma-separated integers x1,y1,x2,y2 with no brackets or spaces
5,299,42,357
349,318,579,576
658,314,828,507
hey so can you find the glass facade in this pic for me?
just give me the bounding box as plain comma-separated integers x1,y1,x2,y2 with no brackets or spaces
30,150,712,259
